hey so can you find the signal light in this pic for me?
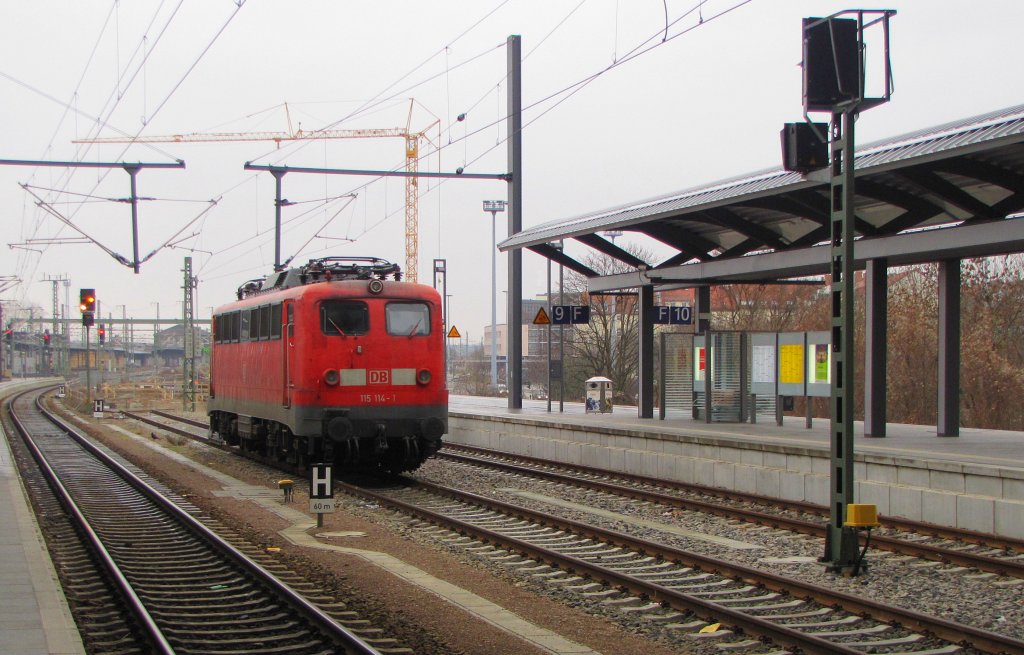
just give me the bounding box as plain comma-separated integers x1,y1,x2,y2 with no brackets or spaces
4,328,11,344
79,288,96,313
98,324,106,344
43,332,51,347
80,288,96,326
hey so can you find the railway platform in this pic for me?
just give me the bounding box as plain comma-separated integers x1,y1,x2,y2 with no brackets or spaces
448,395,1024,540
0,379,84,655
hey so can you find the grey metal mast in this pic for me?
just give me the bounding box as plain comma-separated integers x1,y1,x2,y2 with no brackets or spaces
182,257,197,412
507,34,523,409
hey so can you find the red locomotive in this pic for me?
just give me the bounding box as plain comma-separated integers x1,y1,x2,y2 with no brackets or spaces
208,257,448,473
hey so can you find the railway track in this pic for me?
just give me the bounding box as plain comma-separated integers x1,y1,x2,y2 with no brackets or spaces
437,443,1024,579
6,388,398,655
344,476,1024,655
131,410,1024,653
144,410,1024,573
141,409,1024,581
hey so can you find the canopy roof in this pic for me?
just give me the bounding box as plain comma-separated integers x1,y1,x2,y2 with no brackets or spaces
500,105,1024,291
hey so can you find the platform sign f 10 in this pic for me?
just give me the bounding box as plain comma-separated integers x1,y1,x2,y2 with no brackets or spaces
654,306,692,325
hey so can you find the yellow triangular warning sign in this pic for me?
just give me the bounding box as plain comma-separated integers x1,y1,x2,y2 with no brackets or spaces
447,325,461,338
533,307,551,325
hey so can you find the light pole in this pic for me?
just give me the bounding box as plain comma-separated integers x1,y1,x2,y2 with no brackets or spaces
151,301,160,368
115,304,127,382
483,200,507,390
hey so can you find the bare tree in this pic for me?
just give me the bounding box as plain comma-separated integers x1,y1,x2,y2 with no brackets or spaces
714,282,829,332
562,247,652,404
959,256,1024,428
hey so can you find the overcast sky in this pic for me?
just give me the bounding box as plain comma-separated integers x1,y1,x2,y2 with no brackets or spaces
2,0,1022,343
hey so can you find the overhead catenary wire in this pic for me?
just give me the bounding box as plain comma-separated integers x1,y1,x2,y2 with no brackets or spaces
10,0,249,293
138,198,221,264
7,0,757,321
127,2,514,284
355,0,757,237
20,183,212,204
237,0,750,282
457,0,757,173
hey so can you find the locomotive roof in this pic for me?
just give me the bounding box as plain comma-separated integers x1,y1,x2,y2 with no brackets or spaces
232,256,403,300
213,276,437,315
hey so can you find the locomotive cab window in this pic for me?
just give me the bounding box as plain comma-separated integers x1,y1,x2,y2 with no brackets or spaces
386,302,430,336
321,301,369,336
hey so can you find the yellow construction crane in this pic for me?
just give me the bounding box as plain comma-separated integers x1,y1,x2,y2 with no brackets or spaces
74,100,439,282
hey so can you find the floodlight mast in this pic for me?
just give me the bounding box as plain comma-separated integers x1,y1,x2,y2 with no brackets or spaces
795,9,895,574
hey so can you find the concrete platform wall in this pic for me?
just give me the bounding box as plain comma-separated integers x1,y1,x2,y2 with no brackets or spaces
448,413,1024,540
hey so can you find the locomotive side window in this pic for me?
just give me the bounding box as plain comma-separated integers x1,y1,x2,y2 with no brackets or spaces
321,301,369,336
249,308,260,341
260,305,272,340
240,310,250,341
270,304,282,339
386,302,430,336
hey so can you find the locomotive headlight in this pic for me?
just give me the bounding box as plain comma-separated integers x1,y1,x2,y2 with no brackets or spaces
368,279,384,294
416,368,431,385
324,369,340,386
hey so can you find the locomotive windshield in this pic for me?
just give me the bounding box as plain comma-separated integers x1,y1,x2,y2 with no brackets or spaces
386,302,430,336
321,301,369,336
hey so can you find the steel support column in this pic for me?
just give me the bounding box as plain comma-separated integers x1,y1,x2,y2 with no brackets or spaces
506,35,523,409
864,258,888,437
272,169,287,272
696,286,711,334
696,285,712,423
638,285,655,418
126,165,141,274
826,110,859,570
182,257,197,413
937,259,961,437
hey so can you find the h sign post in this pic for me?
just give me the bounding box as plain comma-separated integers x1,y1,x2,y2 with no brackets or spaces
309,463,335,526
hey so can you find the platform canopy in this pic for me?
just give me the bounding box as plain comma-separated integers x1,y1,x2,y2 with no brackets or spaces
499,104,1024,292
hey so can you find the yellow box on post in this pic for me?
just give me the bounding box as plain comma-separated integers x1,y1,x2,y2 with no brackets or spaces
845,503,880,528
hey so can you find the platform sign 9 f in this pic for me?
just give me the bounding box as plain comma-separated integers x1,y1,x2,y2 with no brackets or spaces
551,305,590,325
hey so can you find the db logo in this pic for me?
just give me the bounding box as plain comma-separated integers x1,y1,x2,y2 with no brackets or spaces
369,369,390,384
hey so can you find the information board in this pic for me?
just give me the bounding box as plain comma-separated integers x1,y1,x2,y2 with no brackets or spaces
805,331,832,397
776,332,806,397
779,344,805,384
750,332,778,397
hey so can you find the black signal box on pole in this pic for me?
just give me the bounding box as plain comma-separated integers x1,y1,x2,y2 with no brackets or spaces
781,122,829,173
802,17,860,111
